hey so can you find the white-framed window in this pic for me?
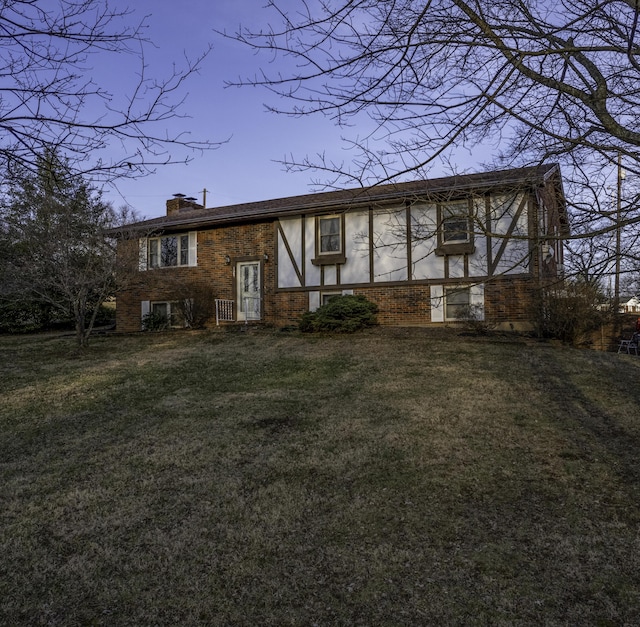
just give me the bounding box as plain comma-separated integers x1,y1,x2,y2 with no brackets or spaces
444,286,470,320
318,215,342,254
431,284,484,323
139,232,196,270
309,289,354,312
148,234,190,268
442,202,470,243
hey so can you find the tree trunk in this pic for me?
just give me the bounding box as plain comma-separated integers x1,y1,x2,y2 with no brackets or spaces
74,300,88,348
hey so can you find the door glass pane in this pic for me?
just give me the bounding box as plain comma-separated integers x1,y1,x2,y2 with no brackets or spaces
242,266,248,293
239,263,260,314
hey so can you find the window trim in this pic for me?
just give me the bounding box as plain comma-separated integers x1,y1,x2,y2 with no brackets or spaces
148,235,186,268
444,286,471,321
436,200,475,256
312,214,347,265
151,301,185,328
443,216,470,243
142,232,196,270
235,259,263,322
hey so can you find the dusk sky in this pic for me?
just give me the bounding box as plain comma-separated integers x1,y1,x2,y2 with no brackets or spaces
101,1,481,219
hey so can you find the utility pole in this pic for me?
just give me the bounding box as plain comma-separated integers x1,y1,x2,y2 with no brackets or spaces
202,188,208,209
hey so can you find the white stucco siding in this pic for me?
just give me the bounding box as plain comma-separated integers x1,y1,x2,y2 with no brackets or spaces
281,218,303,268
305,216,321,286
412,238,443,280
279,191,531,290
410,204,443,280
277,219,303,288
468,198,488,277
277,235,296,287
514,201,531,269
372,207,408,282
468,247,488,276
324,265,338,285
448,255,466,278
341,211,370,284
490,193,530,275
500,238,530,275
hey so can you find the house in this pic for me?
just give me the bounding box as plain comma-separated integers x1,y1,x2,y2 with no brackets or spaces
114,164,568,332
621,296,640,314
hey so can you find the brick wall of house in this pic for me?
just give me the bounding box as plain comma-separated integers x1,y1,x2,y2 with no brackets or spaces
269,279,541,329
117,225,543,332
349,285,434,326
268,286,433,327
269,286,434,328
116,221,276,333
484,276,539,327
271,292,310,327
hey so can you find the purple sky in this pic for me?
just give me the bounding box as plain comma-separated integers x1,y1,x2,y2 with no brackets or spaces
101,1,480,219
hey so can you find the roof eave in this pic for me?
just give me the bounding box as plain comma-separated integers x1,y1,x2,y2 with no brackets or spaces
116,164,562,235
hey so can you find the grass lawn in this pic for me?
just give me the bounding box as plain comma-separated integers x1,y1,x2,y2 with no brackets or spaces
1,327,640,625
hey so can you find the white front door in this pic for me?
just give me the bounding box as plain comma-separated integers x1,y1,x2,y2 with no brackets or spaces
237,261,261,321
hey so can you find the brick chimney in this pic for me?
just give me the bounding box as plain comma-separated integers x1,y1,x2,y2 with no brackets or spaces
166,193,203,216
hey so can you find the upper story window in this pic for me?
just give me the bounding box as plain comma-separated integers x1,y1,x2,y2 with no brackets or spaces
436,200,475,256
139,232,196,271
149,235,189,268
312,215,346,265
319,216,342,254
442,202,470,243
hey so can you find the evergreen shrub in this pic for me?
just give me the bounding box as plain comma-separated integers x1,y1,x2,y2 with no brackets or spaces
299,295,378,333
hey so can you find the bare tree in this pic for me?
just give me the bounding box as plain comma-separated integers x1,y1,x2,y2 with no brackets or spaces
225,0,640,288
0,0,219,183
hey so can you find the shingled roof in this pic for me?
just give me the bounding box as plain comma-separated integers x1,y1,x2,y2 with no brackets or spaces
120,163,564,234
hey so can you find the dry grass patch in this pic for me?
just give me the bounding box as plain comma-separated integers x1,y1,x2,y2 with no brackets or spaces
1,329,640,625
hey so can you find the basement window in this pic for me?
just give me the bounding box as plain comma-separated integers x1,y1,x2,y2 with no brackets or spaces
150,301,184,328
444,286,470,321
321,292,342,306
